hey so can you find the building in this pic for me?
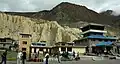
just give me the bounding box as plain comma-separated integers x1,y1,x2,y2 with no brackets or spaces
29,41,52,59
0,37,15,50
19,33,32,56
72,46,86,54
74,23,118,54
53,42,86,54
53,42,74,54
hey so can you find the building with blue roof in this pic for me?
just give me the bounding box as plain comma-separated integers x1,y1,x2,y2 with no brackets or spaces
73,23,118,54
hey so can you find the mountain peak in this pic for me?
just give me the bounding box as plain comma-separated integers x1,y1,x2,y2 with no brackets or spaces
100,10,114,16
54,2,87,9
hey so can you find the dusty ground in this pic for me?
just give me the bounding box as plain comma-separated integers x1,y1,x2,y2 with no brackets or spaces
7,60,120,64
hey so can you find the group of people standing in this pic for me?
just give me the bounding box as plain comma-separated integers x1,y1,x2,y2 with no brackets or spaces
73,51,80,60
17,50,26,64
43,51,61,64
0,50,79,64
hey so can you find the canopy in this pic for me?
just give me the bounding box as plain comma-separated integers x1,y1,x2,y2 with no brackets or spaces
87,35,117,40
96,41,112,46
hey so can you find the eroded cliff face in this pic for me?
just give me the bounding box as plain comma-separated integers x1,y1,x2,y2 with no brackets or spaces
0,12,81,45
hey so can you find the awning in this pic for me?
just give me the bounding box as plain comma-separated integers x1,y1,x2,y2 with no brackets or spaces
96,42,113,46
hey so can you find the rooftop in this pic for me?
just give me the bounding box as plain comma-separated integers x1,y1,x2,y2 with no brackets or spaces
81,29,107,34
19,33,32,36
0,37,15,41
87,35,118,39
55,42,74,44
80,23,104,29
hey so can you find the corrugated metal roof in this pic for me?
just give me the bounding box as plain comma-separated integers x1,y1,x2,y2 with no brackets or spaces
96,41,113,46
87,35,118,39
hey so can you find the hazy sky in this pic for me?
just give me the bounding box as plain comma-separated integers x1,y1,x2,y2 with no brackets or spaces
0,0,120,14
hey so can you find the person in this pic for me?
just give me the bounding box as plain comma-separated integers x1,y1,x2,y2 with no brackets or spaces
86,46,89,53
22,51,26,64
17,50,23,64
0,50,7,64
73,51,75,58
44,52,49,64
57,51,61,63
76,52,80,60
75,53,77,60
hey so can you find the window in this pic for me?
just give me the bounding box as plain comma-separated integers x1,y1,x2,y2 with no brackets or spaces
32,43,36,45
67,47,72,51
42,44,46,46
22,41,27,44
62,44,65,46
91,39,95,41
22,35,29,38
3,44,6,47
22,48,26,51
104,40,108,42
68,43,73,46
61,47,66,51
39,48,43,51
36,43,46,46
34,48,36,53
99,39,102,41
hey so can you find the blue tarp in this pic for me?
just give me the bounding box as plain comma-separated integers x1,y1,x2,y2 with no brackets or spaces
96,41,112,46
87,35,117,39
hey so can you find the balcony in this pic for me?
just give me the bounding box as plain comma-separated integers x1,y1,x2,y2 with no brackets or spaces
0,42,12,44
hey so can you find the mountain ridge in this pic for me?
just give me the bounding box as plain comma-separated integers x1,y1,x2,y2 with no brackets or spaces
0,2,120,43
3,2,114,25
2,2,120,36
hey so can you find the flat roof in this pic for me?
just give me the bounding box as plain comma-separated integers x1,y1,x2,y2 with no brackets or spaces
81,29,107,34
30,45,86,48
0,37,15,41
53,46,86,48
87,35,118,39
30,46,53,48
55,42,74,44
0,42,12,44
80,23,104,29
89,23,104,26
19,33,32,36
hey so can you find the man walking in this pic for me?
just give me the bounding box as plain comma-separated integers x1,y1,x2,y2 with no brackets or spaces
0,50,7,64
57,51,61,63
17,50,23,64
22,51,26,64
45,52,49,64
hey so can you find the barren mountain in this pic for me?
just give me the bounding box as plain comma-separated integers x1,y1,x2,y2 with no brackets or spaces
2,2,120,37
4,2,114,25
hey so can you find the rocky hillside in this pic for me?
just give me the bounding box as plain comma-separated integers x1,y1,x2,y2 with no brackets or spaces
3,2,120,37
5,2,120,33
0,12,81,45
100,10,120,27
5,2,114,25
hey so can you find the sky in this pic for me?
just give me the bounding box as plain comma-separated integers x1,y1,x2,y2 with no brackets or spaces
0,0,120,15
